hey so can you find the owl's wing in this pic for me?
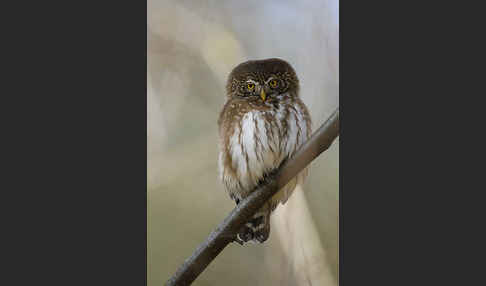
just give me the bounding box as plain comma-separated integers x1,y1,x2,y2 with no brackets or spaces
217,99,244,201
273,98,313,207
217,99,236,137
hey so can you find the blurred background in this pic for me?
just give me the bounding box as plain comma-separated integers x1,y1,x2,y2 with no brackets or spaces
148,0,339,285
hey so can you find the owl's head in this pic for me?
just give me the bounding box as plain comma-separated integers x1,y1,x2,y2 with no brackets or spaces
226,58,299,101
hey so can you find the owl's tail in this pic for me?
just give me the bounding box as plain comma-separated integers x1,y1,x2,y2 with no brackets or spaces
237,204,271,244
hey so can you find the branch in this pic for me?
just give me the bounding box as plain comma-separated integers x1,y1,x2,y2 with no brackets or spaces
166,108,340,286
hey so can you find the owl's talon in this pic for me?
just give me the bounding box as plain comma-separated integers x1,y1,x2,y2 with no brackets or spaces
254,229,269,243
234,236,244,245
237,226,254,243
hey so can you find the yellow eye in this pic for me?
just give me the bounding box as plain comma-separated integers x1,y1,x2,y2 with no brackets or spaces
247,83,255,90
270,79,278,88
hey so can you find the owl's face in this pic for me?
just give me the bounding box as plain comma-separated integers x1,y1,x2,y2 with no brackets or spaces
226,58,299,102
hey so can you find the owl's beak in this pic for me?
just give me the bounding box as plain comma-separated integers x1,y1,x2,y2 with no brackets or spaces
260,89,266,101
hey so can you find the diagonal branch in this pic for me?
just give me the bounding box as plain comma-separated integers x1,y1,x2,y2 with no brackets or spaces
166,108,339,286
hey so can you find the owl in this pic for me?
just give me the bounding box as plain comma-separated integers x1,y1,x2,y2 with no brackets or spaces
218,58,312,244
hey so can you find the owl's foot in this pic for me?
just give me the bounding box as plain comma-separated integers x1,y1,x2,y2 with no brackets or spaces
250,214,270,243
234,235,244,245
254,228,270,243
236,225,254,244
234,212,270,245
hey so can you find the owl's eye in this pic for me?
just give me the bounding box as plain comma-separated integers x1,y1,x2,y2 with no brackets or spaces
247,83,255,91
269,79,278,88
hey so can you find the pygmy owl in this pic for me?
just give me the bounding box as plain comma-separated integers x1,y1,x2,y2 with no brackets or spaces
218,58,312,244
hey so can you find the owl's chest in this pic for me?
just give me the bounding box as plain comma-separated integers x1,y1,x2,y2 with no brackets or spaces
226,105,307,191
